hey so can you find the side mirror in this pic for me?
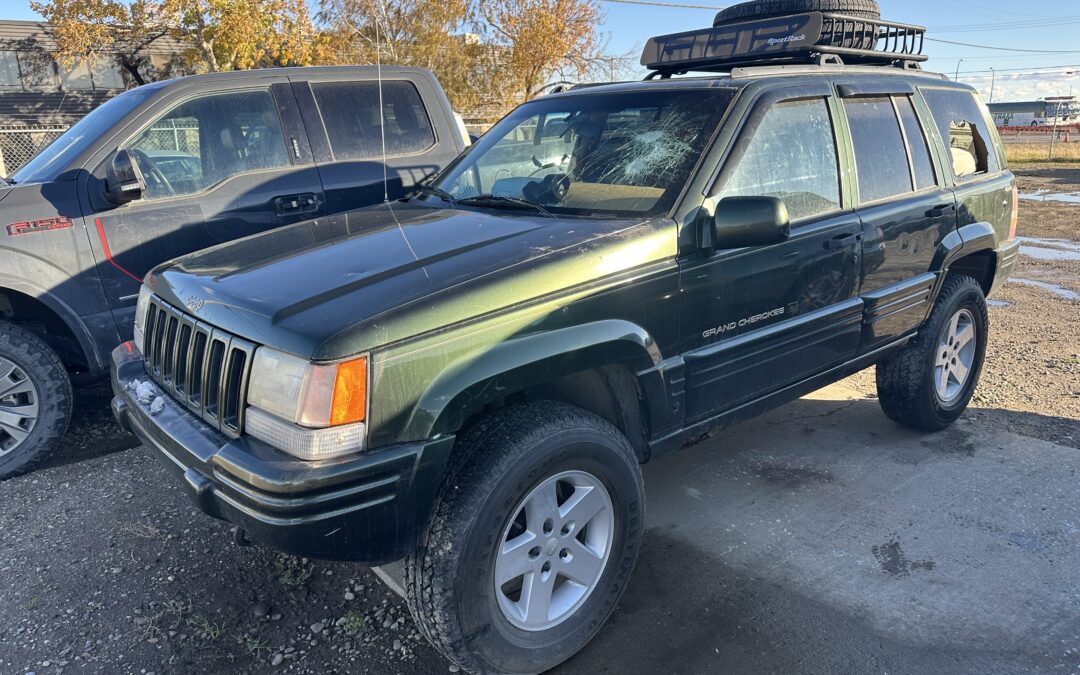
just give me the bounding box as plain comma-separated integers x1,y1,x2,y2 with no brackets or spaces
105,149,146,204
712,196,790,249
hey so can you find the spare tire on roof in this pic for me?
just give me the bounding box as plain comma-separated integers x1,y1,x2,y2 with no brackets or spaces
713,0,881,26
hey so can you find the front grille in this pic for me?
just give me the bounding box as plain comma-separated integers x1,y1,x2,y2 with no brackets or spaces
142,297,256,437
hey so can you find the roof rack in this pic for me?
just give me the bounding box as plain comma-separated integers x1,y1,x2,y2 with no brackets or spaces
641,12,927,77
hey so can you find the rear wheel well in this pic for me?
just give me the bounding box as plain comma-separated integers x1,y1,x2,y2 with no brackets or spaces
0,289,87,371
458,365,650,462
948,250,996,295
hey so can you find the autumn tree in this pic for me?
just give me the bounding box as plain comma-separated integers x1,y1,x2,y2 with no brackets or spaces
480,0,603,101
317,0,501,112
30,0,174,85
32,0,328,83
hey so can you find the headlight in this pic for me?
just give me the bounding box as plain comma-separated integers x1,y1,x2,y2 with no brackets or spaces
132,286,151,354
245,347,368,460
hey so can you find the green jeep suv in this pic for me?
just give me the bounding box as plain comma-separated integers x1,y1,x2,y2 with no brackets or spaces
111,5,1019,672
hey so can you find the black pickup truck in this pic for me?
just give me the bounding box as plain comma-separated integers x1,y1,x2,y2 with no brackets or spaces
0,65,467,477
112,3,1021,672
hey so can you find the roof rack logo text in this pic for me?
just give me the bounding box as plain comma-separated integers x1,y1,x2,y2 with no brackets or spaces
768,34,807,46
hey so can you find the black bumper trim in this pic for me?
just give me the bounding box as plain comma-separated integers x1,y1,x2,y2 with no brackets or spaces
112,343,454,563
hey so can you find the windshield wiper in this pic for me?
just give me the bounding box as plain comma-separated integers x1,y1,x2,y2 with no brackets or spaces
411,184,456,206
457,194,554,217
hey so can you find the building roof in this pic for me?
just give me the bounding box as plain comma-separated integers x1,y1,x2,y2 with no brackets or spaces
0,19,188,54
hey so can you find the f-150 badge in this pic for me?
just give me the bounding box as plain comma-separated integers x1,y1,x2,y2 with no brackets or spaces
7,216,73,236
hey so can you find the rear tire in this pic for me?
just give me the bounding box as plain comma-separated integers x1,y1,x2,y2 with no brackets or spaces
876,274,988,432
0,321,72,479
713,0,881,26
404,401,644,674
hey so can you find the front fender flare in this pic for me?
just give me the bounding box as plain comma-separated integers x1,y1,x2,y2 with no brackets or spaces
410,320,662,440
0,274,107,372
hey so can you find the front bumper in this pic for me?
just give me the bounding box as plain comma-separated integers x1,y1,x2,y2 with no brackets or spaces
111,343,453,564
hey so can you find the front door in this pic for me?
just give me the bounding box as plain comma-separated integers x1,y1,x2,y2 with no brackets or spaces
88,83,324,318
680,92,862,422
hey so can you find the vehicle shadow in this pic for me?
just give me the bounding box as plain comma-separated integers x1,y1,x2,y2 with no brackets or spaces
559,392,1078,673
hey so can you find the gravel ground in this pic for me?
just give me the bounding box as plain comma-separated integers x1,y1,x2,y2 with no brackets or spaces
1,165,1077,675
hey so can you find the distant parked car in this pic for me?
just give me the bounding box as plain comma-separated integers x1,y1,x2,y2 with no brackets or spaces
0,65,468,478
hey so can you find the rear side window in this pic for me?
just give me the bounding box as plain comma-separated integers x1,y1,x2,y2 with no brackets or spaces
718,98,841,222
312,81,436,160
922,89,999,179
845,97,912,204
896,97,936,191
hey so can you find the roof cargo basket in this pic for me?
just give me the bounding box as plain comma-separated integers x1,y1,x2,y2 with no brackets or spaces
641,12,926,75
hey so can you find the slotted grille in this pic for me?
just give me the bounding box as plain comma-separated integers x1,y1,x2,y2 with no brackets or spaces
142,297,255,437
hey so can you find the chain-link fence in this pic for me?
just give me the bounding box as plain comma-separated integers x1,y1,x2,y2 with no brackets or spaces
131,119,201,156
0,125,69,177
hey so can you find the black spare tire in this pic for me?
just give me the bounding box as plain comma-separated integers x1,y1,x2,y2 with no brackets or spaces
713,0,881,26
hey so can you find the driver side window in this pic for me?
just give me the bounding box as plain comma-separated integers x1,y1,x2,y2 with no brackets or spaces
716,97,841,222
124,89,289,201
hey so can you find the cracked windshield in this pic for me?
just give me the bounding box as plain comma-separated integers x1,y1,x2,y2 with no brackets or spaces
435,88,735,217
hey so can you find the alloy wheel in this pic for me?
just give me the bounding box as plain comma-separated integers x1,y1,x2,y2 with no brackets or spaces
934,308,977,404
494,470,614,631
0,356,39,457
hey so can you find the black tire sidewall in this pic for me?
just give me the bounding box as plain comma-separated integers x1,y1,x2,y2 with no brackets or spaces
454,431,643,673
714,0,881,25
0,322,72,478
921,282,988,423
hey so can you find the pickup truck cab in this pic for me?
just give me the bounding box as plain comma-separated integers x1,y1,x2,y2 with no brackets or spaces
112,4,1020,672
0,65,466,478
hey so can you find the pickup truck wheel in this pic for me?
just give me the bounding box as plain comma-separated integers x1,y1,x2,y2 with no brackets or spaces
0,321,72,479
404,401,644,674
876,274,988,432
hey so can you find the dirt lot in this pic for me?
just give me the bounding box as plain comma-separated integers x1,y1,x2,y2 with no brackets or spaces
1,165,1078,675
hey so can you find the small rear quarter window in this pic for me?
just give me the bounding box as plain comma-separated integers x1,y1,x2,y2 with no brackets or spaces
922,88,999,180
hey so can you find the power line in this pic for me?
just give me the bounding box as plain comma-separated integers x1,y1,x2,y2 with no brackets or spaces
601,0,721,9
926,37,1080,54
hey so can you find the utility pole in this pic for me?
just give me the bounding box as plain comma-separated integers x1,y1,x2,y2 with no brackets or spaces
1049,99,1063,160
989,67,996,103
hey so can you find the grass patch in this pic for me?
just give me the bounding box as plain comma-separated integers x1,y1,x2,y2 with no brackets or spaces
1005,143,1080,164
342,611,366,635
275,554,314,587
186,613,223,640
236,632,270,657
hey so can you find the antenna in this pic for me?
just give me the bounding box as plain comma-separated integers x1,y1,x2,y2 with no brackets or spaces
372,0,426,274
374,0,389,203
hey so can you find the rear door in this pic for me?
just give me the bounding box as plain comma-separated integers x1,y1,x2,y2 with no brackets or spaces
87,80,324,316
836,85,958,350
290,72,464,214
679,85,863,421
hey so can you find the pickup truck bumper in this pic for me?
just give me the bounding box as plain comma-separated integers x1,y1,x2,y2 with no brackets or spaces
110,343,453,564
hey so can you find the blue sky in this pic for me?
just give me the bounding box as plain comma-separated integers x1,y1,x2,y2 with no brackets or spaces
7,0,1080,102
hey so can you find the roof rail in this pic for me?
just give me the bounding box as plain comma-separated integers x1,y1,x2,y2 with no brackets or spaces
641,12,926,77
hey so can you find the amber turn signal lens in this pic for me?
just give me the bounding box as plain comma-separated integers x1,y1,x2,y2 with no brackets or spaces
330,357,367,425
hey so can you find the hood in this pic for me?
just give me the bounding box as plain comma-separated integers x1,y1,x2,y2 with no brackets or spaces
149,203,676,360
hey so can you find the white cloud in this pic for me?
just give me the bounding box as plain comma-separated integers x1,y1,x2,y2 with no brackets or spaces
958,71,1080,103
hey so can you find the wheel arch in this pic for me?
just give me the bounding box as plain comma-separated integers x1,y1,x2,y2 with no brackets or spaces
933,222,999,296
0,279,101,372
414,320,663,461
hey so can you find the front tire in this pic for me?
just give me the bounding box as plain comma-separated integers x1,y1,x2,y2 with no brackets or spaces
0,321,73,479
404,401,644,674
876,274,988,431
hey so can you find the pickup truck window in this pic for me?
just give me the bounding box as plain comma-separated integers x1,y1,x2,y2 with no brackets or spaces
922,88,999,179
311,81,436,160
10,84,161,183
435,88,733,217
717,98,840,222
123,89,290,200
